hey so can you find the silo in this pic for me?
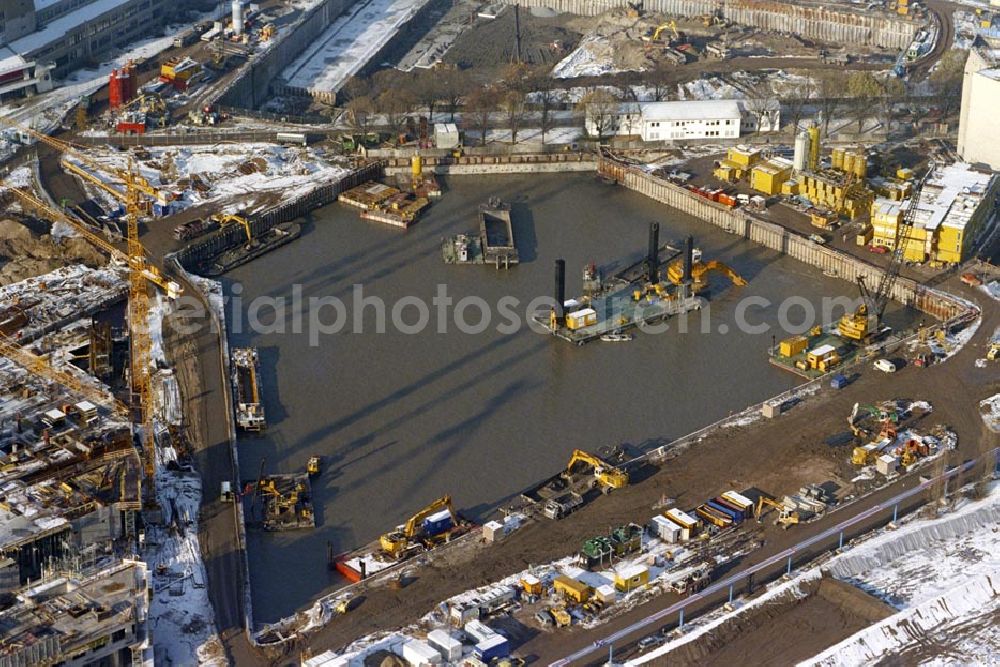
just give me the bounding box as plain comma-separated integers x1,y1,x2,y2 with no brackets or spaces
793,131,810,172
232,0,243,37
807,125,821,171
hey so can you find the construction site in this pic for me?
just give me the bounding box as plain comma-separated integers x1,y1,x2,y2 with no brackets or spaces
0,0,995,662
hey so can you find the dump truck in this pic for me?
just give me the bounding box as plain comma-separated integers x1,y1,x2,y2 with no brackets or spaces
543,492,583,520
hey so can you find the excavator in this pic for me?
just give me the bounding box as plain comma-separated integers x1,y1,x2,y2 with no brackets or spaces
641,20,680,43
665,258,747,293
838,172,929,341
755,496,799,529
380,495,458,558
210,213,253,243
259,477,313,522
565,449,629,493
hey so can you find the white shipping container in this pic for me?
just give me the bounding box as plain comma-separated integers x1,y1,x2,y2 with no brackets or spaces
402,639,442,666
651,515,680,542
427,629,463,661
721,490,754,510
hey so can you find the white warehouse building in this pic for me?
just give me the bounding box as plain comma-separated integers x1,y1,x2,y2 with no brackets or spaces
585,99,779,142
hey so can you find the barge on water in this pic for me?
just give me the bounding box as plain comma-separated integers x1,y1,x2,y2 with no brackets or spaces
540,225,745,346
232,347,266,431
442,198,519,268
333,496,473,583
199,222,301,277
339,181,430,229
247,473,315,531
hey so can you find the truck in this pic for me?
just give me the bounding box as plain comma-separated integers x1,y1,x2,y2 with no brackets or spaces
988,326,1000,361
543,492,583,520
220,480,234,502
174,217,220,241
173,29,200,49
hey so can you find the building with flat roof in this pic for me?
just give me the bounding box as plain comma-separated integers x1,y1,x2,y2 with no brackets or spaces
586,100,743,142
0,0,166,83
958,47,1000,170
870,162,998,264
0,559,150,666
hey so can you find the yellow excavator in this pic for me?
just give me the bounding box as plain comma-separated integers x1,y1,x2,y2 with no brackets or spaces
666,258,747,293
259,478,313,521
380,495,457,558
755,496,799,528
641,20,679,43
565,449,629,493
210,213,253,243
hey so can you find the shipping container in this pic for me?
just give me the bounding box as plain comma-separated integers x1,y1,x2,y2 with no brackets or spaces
721,490,754,511
402,639,442,666
427,629,462,661
566,308,597,330
474,635,509,661
276,131,308,146
651,515,680,542
696,504,732,527
708,498,744,523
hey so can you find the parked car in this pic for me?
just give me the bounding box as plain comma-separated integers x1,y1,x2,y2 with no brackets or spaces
960,272,982,287
638,635,664,650
868,245,888,254
874,358,897,373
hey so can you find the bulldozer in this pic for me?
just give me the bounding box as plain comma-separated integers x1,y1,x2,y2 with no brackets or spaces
565,449,629,493
379,495,457,558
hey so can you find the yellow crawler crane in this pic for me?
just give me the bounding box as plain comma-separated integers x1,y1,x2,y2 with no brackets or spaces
665,258,748,292
210,213,253,242
380,495,457,558
566,449,630,493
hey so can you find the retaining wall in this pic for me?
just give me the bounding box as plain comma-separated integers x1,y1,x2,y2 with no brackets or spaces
217,0,359,109
499,0,919,48
174,161,384,270
383,152,597,175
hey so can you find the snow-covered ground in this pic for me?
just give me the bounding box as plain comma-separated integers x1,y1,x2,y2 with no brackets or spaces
73,143,350,215
982,394,1000,433
633,485,1000,665
552,35,647,79
282,0,433,95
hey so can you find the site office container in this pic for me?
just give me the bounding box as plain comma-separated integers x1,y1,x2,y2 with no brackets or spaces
721,490,754,511
553,575,592,603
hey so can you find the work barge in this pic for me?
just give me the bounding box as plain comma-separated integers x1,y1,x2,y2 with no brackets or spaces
442,198,520,268
232,347,266,432
540,223,746,345
247,472,315,531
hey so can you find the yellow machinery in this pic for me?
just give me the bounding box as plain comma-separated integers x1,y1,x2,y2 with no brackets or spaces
988,342,999,361
642,20,679,42
2,120,184,507
839,172,929,341
565,449,629,492
553,575,593,603
755,496,799,528
665,259,747,292
260,478,312,521
210,213,252,242
380,495,457,558
550,606,571,627
307,456,321,476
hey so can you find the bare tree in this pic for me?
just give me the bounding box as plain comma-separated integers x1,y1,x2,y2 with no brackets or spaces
579,89,620,144
466,86,499,147
528,71,559,144
784,77,816,133
929,49,967,117
742,80,777,135
847,71,881,134
647,62,673,102
411,69,442,121
816,70,847,138
376,88,414,138
341,76,370,105
439,68,472,122
499,89,527,144
346,95,375,137
878,77,906,137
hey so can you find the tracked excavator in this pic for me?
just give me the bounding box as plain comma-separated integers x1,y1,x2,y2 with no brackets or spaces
380,495,458,558
565,449,630,493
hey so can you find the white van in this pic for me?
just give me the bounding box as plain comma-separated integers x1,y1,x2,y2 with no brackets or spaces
221,481,234,502
874,358,897,373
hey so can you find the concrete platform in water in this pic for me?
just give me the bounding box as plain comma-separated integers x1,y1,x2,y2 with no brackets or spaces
442,198,519,268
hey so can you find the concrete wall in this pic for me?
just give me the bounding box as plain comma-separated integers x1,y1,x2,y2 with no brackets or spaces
958,48,1000,170
599,156,972,322
217,0,357,109
499,0,919,48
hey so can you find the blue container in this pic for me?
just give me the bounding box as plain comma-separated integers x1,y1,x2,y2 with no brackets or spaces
474,636,509,661
830,373,848,389
707,499,743,524
422,516,453,536
712,497,746,522
153,202,171,217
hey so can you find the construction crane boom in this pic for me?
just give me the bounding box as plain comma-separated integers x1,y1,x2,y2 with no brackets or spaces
7,187,182,298
0,333,128,415
839,170,931,341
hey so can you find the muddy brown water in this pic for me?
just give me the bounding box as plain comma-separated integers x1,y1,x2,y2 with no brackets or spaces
224,172,917,622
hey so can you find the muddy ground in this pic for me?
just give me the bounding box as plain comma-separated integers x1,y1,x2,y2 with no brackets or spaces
655,578,895,666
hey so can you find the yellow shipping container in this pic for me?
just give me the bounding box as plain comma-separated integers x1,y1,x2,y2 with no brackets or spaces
613,565,649,593
751,160,792,196
566,308,597,330
726,146,762,169
779,335,809,357
553,576,593,603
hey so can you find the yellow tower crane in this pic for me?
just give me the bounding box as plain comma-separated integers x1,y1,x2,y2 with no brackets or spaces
4,137,181,505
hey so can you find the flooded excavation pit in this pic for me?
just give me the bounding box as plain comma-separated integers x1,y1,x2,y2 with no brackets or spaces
226,173,918,622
